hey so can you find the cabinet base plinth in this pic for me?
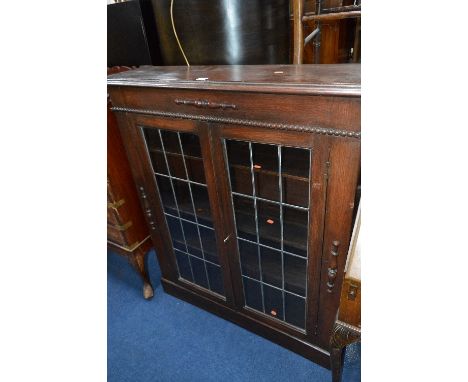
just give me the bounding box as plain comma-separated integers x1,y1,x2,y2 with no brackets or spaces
161,277,331,370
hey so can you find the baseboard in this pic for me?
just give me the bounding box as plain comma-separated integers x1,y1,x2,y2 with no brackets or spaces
161,277,331,370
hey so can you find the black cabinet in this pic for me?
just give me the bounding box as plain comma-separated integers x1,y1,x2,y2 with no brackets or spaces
107,0,162,67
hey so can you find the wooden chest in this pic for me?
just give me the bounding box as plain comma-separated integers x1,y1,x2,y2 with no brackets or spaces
107,66,154,299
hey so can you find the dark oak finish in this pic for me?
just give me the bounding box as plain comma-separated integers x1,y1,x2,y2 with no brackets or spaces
107,66,154,299
108,64,360,368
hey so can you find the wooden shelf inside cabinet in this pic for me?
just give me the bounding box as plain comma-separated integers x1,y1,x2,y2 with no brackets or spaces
235,209,308,255
151,148,310,184
107,64,360,371
234,163,310,183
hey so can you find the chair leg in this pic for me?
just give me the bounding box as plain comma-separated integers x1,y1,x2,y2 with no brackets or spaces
330,347,345,382
330,320,361,382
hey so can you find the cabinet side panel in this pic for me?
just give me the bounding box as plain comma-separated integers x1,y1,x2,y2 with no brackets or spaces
305,136,331,340
316,138,360,349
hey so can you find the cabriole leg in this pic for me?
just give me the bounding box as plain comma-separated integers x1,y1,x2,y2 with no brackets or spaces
128,248,154,299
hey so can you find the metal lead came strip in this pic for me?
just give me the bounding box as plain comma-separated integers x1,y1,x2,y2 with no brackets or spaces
158,129,195,282
177,132,212,292
174,248,221,272
278,145,286,320
164,212,214,231
249,142,266,314
236,236,306,260
231,191,309,211
154,171,207,188
304,149,312,329
242,274,306,300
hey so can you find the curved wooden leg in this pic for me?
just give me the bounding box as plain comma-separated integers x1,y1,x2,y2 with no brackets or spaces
128,248,154,300
330,320,361,382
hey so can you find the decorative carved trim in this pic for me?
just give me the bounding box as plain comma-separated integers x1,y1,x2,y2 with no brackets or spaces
111,106,361,139
330,320,361,349
174,98,237,110
347,281,359,301
107,235,151,253
108,220,133,231
327,240,340,292
139,186,156,231
107,198,125,210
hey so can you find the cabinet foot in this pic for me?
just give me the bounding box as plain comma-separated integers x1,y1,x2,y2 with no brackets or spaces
330,320,361,382
128,248,154,300
143,282,154,299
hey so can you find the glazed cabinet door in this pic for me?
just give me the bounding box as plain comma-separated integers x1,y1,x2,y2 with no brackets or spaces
115,113,236,306
211,125,329,342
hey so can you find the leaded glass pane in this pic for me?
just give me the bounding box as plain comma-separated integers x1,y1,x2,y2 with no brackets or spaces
225,139,311,330
141,126,225,296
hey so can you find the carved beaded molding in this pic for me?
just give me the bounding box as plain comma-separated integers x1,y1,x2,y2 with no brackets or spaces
111,106,361,139
330,320,361,349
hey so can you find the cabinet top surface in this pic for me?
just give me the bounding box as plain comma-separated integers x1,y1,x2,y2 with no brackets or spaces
107,64,361,96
